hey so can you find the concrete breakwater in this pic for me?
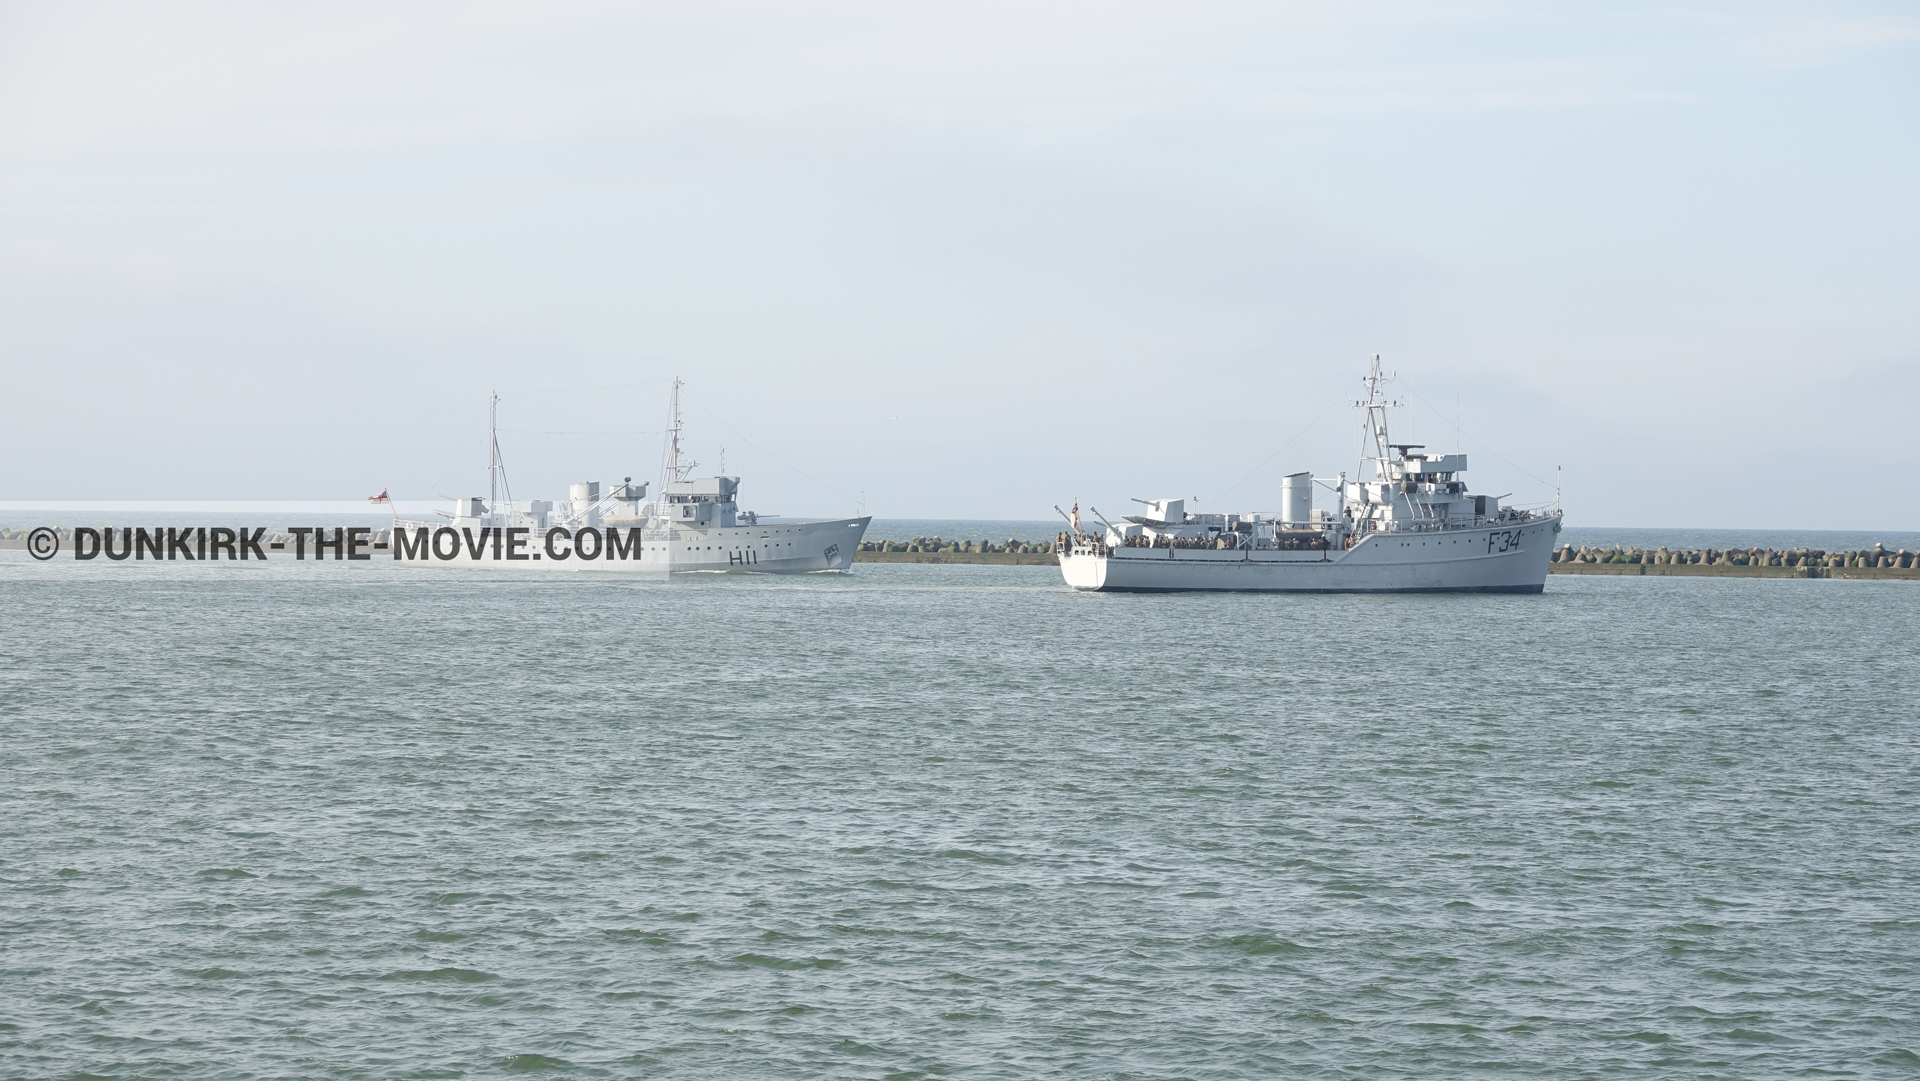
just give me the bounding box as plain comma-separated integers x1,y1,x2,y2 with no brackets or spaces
856,537,1920,575
855,536,1059,565
1552,544,1920,579
0,527,1067,565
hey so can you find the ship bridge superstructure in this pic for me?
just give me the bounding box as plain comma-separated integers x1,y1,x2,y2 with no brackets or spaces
1343,358,1514,535
637,377,868,572
645,379,766,530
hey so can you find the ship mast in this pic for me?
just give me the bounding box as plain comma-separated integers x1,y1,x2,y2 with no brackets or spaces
661,377,694,489
487,390,510,510
1351,356,1404,482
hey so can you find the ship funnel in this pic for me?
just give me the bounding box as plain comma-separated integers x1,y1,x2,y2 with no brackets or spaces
1280,473,1313,527
567,480,597,515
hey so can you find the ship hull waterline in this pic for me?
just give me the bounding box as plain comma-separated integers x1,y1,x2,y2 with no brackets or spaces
394,517,872,575
1059,516,1561,594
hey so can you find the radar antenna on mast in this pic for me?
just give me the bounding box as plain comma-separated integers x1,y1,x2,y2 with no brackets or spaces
660,377,696,488
1350,355,1405,481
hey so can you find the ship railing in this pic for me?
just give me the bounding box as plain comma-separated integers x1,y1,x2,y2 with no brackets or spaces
1359,509,1550,536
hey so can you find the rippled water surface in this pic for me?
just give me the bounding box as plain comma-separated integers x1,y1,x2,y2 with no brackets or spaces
3,555,1917,1079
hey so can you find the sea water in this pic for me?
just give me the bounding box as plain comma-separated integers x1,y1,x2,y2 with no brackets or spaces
2,553,1916,1079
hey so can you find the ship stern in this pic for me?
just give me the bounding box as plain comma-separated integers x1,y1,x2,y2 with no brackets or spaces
1058,549,1108,591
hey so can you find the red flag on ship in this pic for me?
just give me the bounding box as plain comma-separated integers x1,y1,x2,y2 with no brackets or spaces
1070,500,1079,532
367,489,390,504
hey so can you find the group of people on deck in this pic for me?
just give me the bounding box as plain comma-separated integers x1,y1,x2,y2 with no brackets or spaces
1058,528,1334,554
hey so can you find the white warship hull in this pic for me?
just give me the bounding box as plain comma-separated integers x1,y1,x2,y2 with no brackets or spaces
1061,515,1560,594
393,517,871,574
641,517,870,573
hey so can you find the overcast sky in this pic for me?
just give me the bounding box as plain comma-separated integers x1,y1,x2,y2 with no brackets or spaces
2,2,1914,526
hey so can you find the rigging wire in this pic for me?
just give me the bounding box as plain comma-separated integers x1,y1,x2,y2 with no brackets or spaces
1400,382,1554,490
411,387,667,502
410,417,484,505
1201,397,1344,508
491,377,674,396
683,393,861,510
496,428,668,436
